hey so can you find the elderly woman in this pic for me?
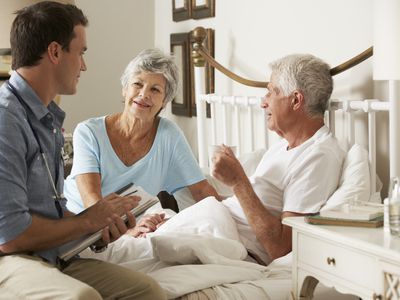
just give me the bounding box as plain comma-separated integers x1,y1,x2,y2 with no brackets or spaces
64,48,218,235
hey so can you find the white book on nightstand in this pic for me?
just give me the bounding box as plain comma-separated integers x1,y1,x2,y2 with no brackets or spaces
320,202,383,221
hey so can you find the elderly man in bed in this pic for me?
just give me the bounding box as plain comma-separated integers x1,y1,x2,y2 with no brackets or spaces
209,53,345,265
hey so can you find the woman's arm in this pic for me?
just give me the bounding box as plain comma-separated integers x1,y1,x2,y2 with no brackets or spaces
76,173,102,208
187,179,222,202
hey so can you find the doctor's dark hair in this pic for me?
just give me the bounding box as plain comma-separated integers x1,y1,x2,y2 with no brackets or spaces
120,48,179,104
270,54,333,118
10,1,88,70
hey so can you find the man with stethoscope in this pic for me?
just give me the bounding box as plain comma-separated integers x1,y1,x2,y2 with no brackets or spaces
0,2,165,299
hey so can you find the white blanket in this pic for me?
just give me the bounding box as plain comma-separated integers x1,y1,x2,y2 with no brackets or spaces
80,198,291,299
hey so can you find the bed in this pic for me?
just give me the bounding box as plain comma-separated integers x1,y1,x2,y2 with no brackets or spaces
173,28,388,299
81,90,386,298
167,100,386,300
82,28,391,299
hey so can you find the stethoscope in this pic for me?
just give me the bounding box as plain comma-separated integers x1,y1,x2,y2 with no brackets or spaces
6,81,64,218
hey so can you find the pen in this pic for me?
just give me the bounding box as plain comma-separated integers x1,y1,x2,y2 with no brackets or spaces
115,183,134,195
123,190,138,197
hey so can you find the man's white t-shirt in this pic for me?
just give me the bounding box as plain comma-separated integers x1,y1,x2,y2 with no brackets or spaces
222,125,345,264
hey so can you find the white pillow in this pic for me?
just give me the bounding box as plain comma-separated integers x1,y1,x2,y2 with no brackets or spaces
322,144,371,210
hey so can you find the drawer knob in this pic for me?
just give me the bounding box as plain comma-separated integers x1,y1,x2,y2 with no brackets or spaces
372,293,382,300
326,257,336,265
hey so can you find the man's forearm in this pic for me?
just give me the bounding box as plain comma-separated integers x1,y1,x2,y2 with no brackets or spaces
0,213,92,254
232,179,290,259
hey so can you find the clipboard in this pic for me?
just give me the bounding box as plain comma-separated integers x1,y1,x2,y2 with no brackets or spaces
58,184,159,262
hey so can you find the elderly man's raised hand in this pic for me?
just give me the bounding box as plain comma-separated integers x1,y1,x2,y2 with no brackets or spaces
211,144,247,188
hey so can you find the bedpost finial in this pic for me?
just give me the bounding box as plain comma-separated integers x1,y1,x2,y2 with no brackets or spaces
191,27,207,67
191,27,207,44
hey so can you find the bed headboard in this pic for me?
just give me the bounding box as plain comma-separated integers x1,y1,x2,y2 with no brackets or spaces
195,94,389,195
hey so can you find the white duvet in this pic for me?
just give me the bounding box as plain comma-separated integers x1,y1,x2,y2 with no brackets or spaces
80,198,292,299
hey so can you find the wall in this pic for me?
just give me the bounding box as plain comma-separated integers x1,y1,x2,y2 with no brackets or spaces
155,0,390,196
58,0,389,195
60,0,155,132
155,0,374,119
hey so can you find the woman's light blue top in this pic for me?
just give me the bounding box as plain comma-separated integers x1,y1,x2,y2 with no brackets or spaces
64,117,204,214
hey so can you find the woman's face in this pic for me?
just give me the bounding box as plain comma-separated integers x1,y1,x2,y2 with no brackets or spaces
123,72,167,121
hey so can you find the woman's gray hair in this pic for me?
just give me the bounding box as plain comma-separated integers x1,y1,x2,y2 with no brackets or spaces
120,48,179,104
270,54,333,117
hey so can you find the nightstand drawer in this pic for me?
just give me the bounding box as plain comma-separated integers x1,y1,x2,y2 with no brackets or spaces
298,233,380,289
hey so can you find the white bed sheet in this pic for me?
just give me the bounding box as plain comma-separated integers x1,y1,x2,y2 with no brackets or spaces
80,141,374,299
80,198,292,299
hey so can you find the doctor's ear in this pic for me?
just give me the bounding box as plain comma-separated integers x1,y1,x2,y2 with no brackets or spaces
47,42,62,63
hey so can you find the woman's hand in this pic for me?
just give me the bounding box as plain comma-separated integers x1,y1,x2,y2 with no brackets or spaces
127,213,167,237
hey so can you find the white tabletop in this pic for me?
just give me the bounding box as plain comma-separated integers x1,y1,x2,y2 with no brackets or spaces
283,216,400,264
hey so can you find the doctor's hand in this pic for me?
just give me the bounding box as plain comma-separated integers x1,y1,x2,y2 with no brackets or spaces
80,193,139,244
211,144,247,188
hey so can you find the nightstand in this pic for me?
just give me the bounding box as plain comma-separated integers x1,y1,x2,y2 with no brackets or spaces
283,216,400,300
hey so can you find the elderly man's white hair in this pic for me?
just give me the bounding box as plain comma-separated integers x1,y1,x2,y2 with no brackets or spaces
270,54,333,117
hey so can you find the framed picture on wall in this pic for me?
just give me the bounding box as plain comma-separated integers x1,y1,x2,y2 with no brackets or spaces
170,32,192,117
190,28,214,117
191,0,215,19
172,0,191,22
